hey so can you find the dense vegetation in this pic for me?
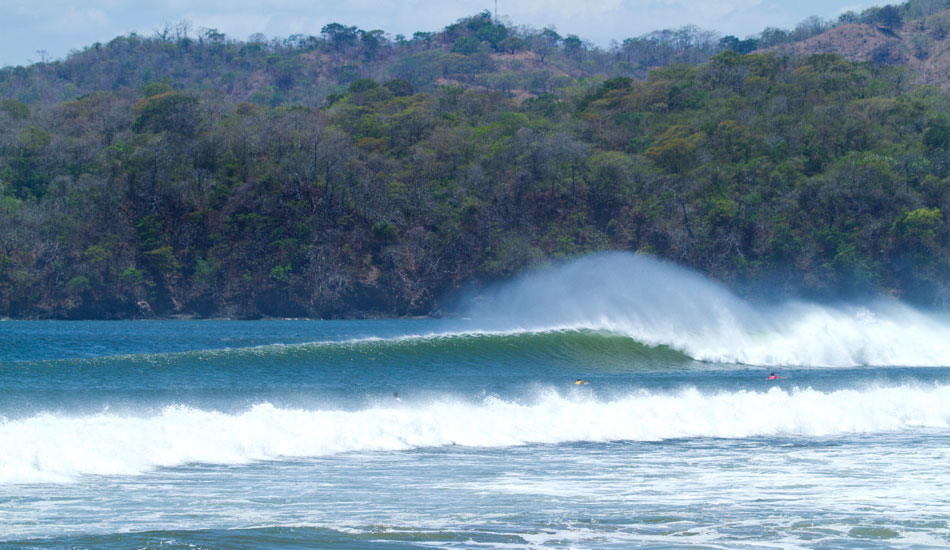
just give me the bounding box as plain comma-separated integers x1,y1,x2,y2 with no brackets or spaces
3,7,950,318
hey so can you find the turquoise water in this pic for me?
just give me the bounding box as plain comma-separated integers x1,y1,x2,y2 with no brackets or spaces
2,254,950,549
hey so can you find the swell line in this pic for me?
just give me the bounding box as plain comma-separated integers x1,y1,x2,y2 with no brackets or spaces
2,328,692,371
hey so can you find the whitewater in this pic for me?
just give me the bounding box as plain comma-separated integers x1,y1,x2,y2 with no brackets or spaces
4,385,950,485
2,252,949,548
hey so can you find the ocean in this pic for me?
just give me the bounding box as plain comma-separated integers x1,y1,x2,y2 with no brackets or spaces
1,253,949,549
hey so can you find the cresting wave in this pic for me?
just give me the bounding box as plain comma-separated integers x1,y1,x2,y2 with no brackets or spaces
465,252,950,367
3,384,949,484
8,253,949,369
14,329,689,372
15,314,950,373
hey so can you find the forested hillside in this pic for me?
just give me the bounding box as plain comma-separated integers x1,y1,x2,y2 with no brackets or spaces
3,6,950,318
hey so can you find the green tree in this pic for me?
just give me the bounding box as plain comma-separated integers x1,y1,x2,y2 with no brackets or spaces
132,92,200,137
894,207,942,246
322,23,359,51
0,99,30,120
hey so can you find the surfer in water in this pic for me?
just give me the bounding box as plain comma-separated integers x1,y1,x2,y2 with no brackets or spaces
393,392,401,401
767,373,778,380
575,378,590,385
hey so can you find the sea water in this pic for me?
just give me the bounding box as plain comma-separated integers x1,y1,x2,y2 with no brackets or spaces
1,253,949,549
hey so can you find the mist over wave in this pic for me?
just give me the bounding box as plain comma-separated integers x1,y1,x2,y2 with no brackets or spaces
464,252,950,367
3,384,949,484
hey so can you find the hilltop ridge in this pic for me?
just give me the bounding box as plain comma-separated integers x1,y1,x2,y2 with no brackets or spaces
769,10,950,87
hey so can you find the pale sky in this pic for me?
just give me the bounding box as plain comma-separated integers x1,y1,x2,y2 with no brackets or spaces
1,0,883,68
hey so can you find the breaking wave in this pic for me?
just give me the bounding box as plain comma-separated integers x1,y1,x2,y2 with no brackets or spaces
463,252,950,367
3,383,949,484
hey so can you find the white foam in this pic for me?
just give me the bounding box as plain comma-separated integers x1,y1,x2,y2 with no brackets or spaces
3,384,949,484
465,252,950,366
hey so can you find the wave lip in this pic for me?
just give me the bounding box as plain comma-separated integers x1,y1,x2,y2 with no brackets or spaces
3,384,949,484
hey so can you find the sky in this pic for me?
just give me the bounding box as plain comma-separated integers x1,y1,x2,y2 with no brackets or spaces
1,0,884,68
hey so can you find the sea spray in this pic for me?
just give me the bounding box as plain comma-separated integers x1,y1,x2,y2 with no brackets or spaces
465,252,950,366
3,384,949,484
466,251,757,349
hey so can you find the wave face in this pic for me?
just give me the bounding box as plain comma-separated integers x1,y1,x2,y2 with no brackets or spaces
3,384,949,484
464,252,950,367
194,328,691,368
2,329,691,396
